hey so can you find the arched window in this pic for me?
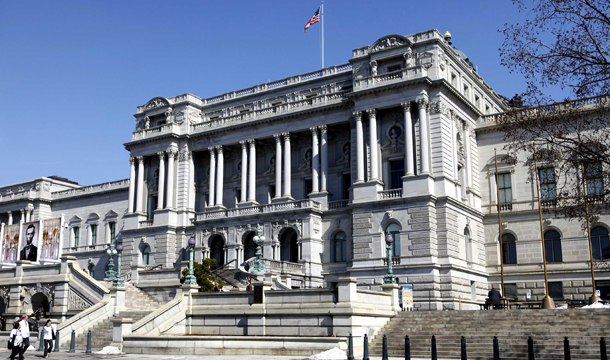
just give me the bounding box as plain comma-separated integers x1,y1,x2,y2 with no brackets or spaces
544,230,563,263
333,231,347,263
464,228,472,263
501,233,517,265
591,227,610,260
142,245,151,265
385,223,401,257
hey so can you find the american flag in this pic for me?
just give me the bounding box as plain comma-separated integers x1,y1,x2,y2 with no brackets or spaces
304,8,320,33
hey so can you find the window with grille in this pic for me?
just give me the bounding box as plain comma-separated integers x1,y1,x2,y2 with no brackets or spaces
501,233,517,264
544,230,563,263
497,173,512,204
538,167,556,199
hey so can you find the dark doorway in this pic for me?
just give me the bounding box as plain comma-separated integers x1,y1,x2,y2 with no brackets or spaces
280,228,299,263
210,235,225,269
243,232,256,261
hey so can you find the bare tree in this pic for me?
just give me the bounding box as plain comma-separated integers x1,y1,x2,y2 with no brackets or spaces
497,0,610,222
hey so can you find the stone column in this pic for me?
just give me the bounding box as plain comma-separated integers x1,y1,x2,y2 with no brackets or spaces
310,127,319,193
417,98,430,174
320,125,328,192
215,145,224,206
136,156,145,213
354,111,365,182
157,151,166,210
25,208,31,223
188,150,195,210
208,147,216,207
240,140,248,203
128,157,136,213
367,108,379,181
20,209,24,223
274,134,282,199
283,133,292,198
248,139,257,202
402,101,414,176
7,211,12,225
464,124,472,190
166,149,176,209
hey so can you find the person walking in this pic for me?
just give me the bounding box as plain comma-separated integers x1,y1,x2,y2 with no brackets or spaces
18,314,30,358
42,319,54,358
8,323,23,360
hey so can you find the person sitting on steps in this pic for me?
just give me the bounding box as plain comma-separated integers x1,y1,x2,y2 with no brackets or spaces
486,287,502,309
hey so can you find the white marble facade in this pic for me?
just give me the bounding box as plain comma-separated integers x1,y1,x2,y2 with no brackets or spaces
0,29,605,309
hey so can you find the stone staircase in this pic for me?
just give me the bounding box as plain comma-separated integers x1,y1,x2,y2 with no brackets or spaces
369,309,610,360
215,267,250,290
73,283,160,351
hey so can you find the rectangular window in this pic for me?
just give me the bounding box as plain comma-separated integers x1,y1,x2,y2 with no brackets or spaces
485,104,491,115
109,222,116,243
73,227,80,247
342,173,351,200
586,162,604,195
475,94,481,109
387,65,401,72
545,238,563,263
502,242,517,264
497,173,512,204
504,283,518,301
91,225,97,246
235,189,242,203
304,179,312,199
539,167,556,199
470,281,476,301
451,73,457,87
548,281,564,301
390,160,405,190
463,83,470,98
334,239,347,263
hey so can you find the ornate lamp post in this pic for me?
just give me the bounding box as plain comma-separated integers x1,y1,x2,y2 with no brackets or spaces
112,243,124,287
384,233,396,284
104,242,117,281
184,236,197,285
252,225,266,274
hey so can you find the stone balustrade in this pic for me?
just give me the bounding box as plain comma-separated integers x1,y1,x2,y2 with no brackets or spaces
263,258,304,275
51,179,129,199
328,199,349,210
131,122,179,141
378,188,403,200
354,65,427,91
195,199,321,221
0,189,32,203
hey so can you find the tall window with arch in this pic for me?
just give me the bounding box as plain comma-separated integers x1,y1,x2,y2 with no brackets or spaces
591,226,610,260
464,228,473,263
142,245,151,266
385,223,401,257
544,230,563,263
333,231,347,263
501,233,517,265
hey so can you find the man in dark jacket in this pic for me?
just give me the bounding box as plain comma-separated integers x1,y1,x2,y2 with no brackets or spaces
487,288,502,306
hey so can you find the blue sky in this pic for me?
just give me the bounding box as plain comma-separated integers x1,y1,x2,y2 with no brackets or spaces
0,0,567,186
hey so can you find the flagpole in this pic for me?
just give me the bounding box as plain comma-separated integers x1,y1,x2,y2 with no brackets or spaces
494,149,506,301
321,1,325,68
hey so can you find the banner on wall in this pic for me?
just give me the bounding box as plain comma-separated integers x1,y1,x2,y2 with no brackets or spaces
400,285,413,311
2,223,20,264
40,217,62,261
20,221,41,262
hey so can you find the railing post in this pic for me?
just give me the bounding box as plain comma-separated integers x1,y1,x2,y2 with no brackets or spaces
382,334,389,360
86,330,92,354
38,329,44,351
363,333,369,360
563,337,570,360
493,336,500,360
601,337,608,360
528,336,535,360
461,336,467,360
53,330,59,352
431,335,438,360
69,329,75,353
347,333,354,360
405,335,410,360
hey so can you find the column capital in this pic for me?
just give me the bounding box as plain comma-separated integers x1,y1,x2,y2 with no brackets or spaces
353,111,362,122
366,108,376,118
240,140,248,148
157,151,165,159
166,148,179,157
309,126,318,136
208,146,215,153
416,98,429,110
247,139,256,147
282,132,290,140
7,211,11,215
273,133,282,143
401,101,412,111
129,157,136,165
215,145,223,153
319,124,327,134
135,155,144,162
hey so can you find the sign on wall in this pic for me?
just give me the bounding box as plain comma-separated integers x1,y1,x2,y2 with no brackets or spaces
20,221,41,262
400,285,413,311
40,217,62,261
1,223,20,264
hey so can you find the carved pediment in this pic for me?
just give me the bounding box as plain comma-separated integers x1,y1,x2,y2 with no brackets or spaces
144,97,170,110
369,35,411,53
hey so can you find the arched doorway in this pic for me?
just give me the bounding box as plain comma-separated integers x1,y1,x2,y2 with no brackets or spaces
209,235,225,269
243,232,256,261
280,228,298,263
31,293,50,315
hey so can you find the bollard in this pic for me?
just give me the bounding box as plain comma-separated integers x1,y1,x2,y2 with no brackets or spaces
86,330,92,354
461,336,467,360
431,335,438,360
405,335,410,360
68,329,75,353
602,337,608,360
528,336,535,360
53,330,59,352
38,329,44,351
563,336,570,360
363,333,369,360
493,336,500,360
382,334,389,360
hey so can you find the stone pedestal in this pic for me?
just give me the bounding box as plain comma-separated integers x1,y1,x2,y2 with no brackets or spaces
111,317,134,350
110,286,127,315
237,201,259,208
352,181,383,204
337,277,358,303
381,283,401,312
271,196,295,203
402,174,435,198
153,208,177,225
123,213,147,230
309,191,329,210
130,264,146,284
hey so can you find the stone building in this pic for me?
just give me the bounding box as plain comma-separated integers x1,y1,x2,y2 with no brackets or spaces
0,29,607,311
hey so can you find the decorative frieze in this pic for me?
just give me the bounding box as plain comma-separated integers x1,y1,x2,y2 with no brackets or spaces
68,288,93,310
